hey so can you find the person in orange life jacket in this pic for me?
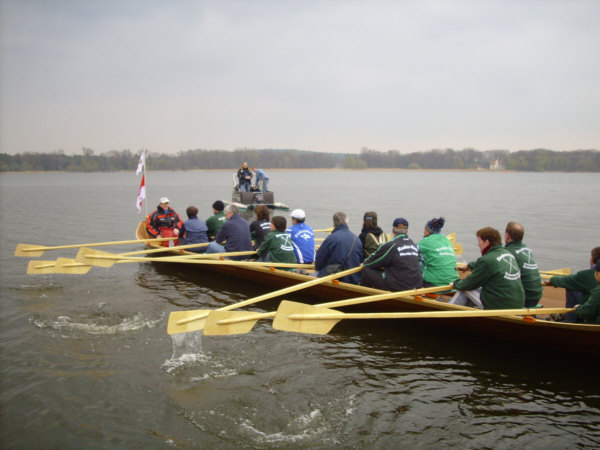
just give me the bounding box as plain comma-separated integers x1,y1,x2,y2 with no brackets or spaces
179,206,209,253
146,197,183,247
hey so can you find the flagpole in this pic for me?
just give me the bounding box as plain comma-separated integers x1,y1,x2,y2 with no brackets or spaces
143,148,148,218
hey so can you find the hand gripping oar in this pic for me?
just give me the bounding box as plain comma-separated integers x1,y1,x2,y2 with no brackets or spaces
14,237,177,257
167,266,363,335
272,303,576,335
203,284,453,336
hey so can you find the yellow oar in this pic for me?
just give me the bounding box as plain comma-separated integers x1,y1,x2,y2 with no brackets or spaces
203,284,453,336
453,242,463,255
313,227,333,233
540,268,572,278
75,246,249,268
447,232,456,243
73,248,310,269
272,303,575,335
14,237,177,257
167,266,363,335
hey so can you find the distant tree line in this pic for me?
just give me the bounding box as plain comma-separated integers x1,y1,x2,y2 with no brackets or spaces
1,147,599,172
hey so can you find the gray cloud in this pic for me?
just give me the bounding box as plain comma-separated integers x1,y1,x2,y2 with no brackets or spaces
1,0,599,154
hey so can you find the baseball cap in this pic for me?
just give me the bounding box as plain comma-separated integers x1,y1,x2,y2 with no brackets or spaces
159,197,170,204
393,217,408,227
290,209,305,220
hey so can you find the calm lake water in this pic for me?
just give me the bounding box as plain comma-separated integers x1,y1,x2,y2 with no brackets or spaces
1,170,599,448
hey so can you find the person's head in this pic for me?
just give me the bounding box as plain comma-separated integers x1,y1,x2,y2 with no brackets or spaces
505,221,524,243
476,227,502,252
252,166,257,171
186,206,198,219
271,216,287,232
212,200,225,213
241,162,248,169
224,204,238,219
159,197,170,210
255,205,270,221
332,212,348,228
363,211,378,229
290,209,306,224
424,217,445,236
591,247,600,265
392,218,408,236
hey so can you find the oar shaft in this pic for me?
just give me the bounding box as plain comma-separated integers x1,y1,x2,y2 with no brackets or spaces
288,307,574,321
19,237,175,252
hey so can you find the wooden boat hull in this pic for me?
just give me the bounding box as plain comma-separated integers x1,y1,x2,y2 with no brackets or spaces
136,221,600,354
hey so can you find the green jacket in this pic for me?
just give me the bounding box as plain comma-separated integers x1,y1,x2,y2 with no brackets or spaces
575,285,600,324
550,269,597,304
504,241,543,306
418,233,458,286
206,211,226,240
257,231,297,267
454,245,525,309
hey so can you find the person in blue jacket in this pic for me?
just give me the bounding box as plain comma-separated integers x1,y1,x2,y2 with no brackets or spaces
314,211,363,284
287,209,315,264
179,206,209,253
252,166,269,192
206,204,254,260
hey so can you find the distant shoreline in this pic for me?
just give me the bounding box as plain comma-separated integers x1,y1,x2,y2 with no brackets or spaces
2,168,520,174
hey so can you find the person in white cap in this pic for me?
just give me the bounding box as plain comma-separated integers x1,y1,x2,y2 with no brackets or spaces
286,208,315,264
145,197,183,247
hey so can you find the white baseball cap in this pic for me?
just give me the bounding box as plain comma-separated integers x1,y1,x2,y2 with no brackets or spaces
290,209,305,219
159,197,170,204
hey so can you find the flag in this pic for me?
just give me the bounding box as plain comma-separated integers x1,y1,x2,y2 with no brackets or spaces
136,152,145,175
136,175,146,213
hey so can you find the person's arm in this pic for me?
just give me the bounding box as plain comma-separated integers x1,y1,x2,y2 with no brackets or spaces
454,258,489,291
146,212,159,237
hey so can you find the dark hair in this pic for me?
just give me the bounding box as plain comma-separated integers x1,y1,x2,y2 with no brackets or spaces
212,200,225,211
186,206,198,218
255,205,270,221
271,216,287,232
506,221,524,242
363,211,378,228
426,217,445,234
476,227,502,247
592,247,600,264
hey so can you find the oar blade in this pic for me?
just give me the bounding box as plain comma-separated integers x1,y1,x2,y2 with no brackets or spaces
453,242,463,255
203,311,264,336
54,258,92,274
446,232,456,243
167,310,212,335
27,260,59,274
75,247,118,267
15,243,46,257
272,300,341,335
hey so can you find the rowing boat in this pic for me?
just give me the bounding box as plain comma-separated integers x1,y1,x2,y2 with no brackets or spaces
135,221,600,354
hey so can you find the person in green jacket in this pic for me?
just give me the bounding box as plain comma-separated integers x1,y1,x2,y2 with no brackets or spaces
574,261,600,324
418,217,458,286
543,246,600,323
206,200,226,241
451,227,525,310
504,221,543,307
256,216,297,269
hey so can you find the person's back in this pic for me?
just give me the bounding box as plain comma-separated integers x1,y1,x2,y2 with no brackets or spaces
249,205,271,249
257,216,296,268
418,217,457,287
287,209,315,264
455,244,525,309
215,206,253,260
314,212,363,284
180,206,208,252
504,222,543,307
362,218,423,291
575,262,600,324
358,212,388,258
206,200,226,241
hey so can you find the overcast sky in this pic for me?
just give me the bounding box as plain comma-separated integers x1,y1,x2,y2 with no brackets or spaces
1,0,599,155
